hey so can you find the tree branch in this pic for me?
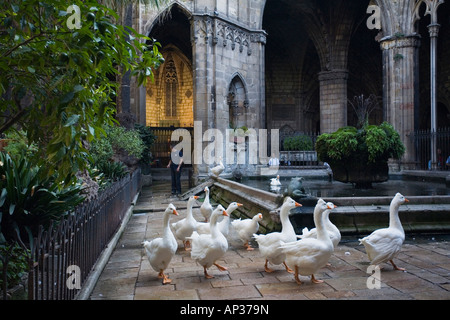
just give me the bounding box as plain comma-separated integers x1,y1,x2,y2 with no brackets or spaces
0,108,28,135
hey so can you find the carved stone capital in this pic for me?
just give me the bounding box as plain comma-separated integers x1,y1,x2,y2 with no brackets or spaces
318,70,349,82
427,23,441,38
379,34,421,50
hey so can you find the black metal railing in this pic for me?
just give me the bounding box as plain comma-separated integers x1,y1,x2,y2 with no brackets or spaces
412,127,450,170
26,169,141,300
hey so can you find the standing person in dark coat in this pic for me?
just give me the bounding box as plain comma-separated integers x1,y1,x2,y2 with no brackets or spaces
167,143,183,196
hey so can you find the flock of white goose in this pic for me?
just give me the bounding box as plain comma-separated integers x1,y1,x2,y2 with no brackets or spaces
142,183,409,286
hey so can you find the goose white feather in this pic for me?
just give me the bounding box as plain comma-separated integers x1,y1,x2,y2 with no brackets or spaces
232,213,263,250
188,205,229,278
281,199,335,285
359,193,409,271
253,197,301,273
298,202,340,248
200,186,213,222
171,195,199,250
270,175,281,186
142,203,178,284
210,160,224,177
196,202,243,235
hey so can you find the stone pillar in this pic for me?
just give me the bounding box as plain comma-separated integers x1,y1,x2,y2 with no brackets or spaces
318,70,349,133
429,23,440,169
380,34,420,169
191,15,211,179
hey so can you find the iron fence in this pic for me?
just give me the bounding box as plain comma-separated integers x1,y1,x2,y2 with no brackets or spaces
26,169,141,300
413,127,450,170
149,126,194,167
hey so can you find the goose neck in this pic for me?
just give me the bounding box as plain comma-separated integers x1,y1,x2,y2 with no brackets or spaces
389,202,403,231
280,206,295,236
163,212,172,236
313,208,329,241
210,214,222,238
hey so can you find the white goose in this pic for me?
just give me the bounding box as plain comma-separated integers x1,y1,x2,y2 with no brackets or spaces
253,197,302,273
232,213,263,251
270,175,281,186
210,160,225,177
171,195,199,250
281,199,335,285
188,205,229,279
196,202,243,236
359,193,409,271
142,203,178,284
298,202,340,248
200,186,213,222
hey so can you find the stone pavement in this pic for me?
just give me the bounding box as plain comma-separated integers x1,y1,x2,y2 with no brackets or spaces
89,181,450,300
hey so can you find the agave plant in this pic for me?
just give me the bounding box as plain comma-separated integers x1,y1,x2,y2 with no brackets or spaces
0,152,84,244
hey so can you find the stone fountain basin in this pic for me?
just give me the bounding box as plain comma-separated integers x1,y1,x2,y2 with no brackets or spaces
209,177,450,236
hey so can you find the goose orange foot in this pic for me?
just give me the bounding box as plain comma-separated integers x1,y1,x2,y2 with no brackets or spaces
390,259,406,271
294,266,302,286
158,270,172,284
283,262,294,274
264,259,274,273
311,274,323,284
214,263,228,272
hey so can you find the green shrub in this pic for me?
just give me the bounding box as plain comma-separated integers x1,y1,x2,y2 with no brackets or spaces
315,122,404,164
134,124,156,166
284,134,314,151
89,125,145,166
105,125,144,159
2,130,37,160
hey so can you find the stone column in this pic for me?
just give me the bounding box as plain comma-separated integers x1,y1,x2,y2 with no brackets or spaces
380,34,420,169
318,70,349,133
428,23,440,169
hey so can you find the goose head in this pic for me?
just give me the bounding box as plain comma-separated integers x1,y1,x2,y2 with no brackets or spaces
253,213,263,221
226,202,243,214
393,193,409,206
165,203,179,216
282,196,302,210
316,199,329,212
211,205,228,219
326,202,337,210
204,186,209,194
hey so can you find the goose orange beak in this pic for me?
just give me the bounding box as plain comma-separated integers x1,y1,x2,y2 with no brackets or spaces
223,210,229,216
295,202,302,207
194,196,199,200
237,203,243,207
173,209,179,216
405,198,409,203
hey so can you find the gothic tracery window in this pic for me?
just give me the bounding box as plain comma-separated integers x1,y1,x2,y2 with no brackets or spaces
165,59,178,117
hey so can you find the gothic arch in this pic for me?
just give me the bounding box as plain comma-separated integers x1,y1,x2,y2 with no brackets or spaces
143,1,193,40
228,74,249,129
145,2,194,128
